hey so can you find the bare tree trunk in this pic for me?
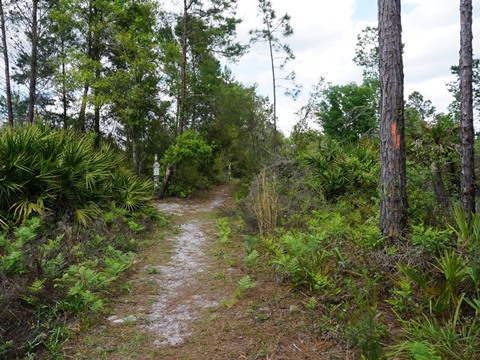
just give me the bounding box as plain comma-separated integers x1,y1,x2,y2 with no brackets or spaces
27,0,38,123
179,0,192,136
78,2,93,132
61,40,68,129
460,0,475,214
78,85,89,131
378,0,407,239
94,101,100,146
267,20,278,158
92,4,101,146
130,127,142,176
158,164,175,199
162,0,193,197
0,0,13,126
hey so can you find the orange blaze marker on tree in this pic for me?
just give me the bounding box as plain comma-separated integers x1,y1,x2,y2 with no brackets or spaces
391,123,400,149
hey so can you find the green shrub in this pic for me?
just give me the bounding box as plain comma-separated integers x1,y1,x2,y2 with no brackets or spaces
0,124,152,226
301,137,379,202
0,217,43,275
273,232,332,292
161,130,214,197
217,218,232,244
388,311,480,359
411,224,452,253
0,125,159,358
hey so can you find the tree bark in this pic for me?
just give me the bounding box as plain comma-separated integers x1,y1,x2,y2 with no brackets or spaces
0,0,13,126
460,0,475,214
158,164,175,199
162,0,193,197
27,0,39,123
378,0,407,239
78,84,89,132
61,39,68,129
92,3,101,146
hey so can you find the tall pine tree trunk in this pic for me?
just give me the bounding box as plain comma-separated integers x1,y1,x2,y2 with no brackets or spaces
267,22,278,158
460,0,475,214
61,39,68,129
0,0,13,126
27,0,39,123
179,0,191,136
378,0,407,239
93,32,101,147
78,2,93,132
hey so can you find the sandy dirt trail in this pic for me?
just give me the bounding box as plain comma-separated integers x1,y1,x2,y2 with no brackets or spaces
67,184,339,359
143,186,230,346
102,185,231,348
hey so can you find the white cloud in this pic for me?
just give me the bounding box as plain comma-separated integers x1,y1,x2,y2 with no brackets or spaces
227,0,480,134
230,0,361,134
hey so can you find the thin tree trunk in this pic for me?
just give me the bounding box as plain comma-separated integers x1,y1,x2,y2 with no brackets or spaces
267,27,278,159
61,40,68,129
130,127,142,176
158,164,175,198
94,101,100,146
0,0,13,126
162,0,193,197
378,0,407,239
267,20,277,157
27,0,39,123
78,85,89,131
460,0,475,214
92,4,101,146
179,0,191,136
78,2,93,132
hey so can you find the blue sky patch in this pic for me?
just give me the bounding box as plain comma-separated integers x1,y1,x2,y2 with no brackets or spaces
353,0,376,22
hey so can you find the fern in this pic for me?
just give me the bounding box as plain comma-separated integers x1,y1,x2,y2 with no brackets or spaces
234,275,258,298
273,232,331,292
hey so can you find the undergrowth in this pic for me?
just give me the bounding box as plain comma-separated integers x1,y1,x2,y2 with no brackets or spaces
0,125,168,359
0,207,167,359
238,136,479,358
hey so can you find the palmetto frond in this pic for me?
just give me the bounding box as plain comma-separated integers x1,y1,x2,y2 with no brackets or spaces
0,124,151,226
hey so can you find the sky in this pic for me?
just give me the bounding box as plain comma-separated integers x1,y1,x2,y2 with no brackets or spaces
226,0,480,134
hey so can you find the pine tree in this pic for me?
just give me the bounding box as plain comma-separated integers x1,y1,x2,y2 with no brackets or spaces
250,0,299,157
459,0,475,214
378,0,407,239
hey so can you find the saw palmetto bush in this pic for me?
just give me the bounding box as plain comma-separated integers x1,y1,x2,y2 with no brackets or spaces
301,137,379,202
0,124,157,358
0,124,152,226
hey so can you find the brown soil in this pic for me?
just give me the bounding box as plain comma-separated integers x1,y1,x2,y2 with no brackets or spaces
64,184,352,359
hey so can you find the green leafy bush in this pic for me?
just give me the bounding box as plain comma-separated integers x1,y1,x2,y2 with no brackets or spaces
411,224,452,253
161,130,214,197
0,125,159,358
0,124,152,226
302,137,379,202
0,218,42,275
273,232,332,292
